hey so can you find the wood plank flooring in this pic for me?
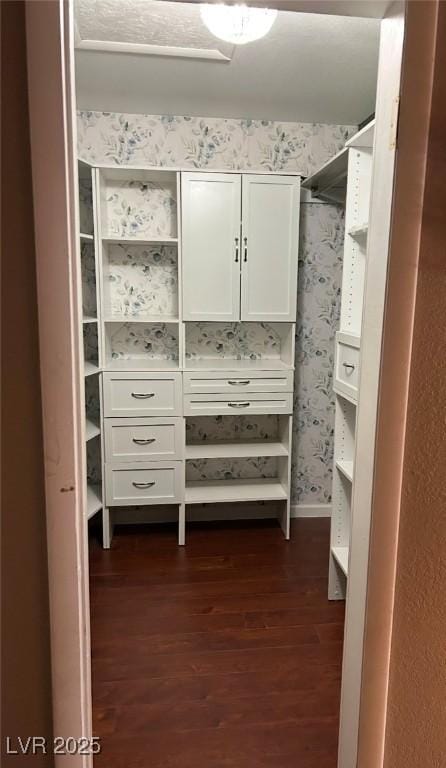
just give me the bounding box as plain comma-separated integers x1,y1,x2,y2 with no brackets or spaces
89,518,345,768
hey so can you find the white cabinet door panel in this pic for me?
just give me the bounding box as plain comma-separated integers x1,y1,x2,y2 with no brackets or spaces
182,172,241,321
241,175,300,322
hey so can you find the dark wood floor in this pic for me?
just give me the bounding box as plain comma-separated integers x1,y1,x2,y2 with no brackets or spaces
89,518,345,768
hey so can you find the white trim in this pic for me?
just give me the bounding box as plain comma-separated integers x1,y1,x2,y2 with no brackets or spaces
291,503,332,518
111,502,331,526
76,40,232,63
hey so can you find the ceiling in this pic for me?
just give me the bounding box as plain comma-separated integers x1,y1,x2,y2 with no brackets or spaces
75,0,380,124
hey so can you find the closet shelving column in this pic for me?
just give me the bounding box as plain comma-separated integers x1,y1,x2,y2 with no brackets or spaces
77,160,109,537
95,166,185,546
302,120,375,599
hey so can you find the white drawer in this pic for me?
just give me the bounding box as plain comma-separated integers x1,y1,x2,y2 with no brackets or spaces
104,418,184,462
103,372,182,417
184,392,293,416
105,461,182,506
183,370,293,394
334,340,360,403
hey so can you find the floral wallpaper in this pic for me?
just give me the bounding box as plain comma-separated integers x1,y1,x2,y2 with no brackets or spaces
104,178,177,239
78,176,93,235
78,111,350,506
293,203,344,503
107,321,179,362
80,241,97,318
77,112,355,176
104,243,178,318
185,322,282,362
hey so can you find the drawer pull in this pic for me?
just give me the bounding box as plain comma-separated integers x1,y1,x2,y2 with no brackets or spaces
342,363,355,372
132,481,156,489
228,380,250,386
228,402,250,408
132,438,156,445
131,392,155,399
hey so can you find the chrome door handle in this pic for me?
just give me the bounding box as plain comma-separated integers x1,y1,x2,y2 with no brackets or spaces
132,481,155,489
342,363,355,371
243,236,248,262
228,402,250,408
131,392,155,399
132,438,156,445
228,380,250,386
235,237,239,263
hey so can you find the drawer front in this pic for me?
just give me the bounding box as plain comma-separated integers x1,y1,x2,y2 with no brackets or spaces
105,461,182,506
183,370,293,394
184,392,293,416
103,372,182,417
334,341,360,402
105,418,183,462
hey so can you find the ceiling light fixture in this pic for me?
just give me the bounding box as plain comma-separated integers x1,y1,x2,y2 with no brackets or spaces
200,3,278,45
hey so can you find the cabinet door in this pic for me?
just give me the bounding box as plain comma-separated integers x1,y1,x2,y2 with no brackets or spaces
241,175,300,322
182,172,241,321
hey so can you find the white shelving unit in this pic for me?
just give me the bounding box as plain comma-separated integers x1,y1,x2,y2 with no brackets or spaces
303,120,375,599
77,160,109,539
79,163,300,547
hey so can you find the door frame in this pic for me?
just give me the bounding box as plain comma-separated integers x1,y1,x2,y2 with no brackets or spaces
25,1,411,767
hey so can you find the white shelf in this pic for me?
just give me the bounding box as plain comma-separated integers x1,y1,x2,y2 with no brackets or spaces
336,459,354,483
345,119,375,149
86,484,102,520
336,331,360,349
186,440,288,460
185,478,288,505
105,358,180,372
84,361,100,377
185,358,293,372
80,232,94,241
301,147,348,204
348,222,368,239
102,236,178,246
104,315,179,324
82,315,97,324
85,419,101,442
331,546,349,576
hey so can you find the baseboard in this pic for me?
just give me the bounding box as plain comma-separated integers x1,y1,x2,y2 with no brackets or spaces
291,504,332,518
111,502,331,526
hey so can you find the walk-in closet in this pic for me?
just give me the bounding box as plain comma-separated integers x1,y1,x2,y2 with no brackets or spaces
67,1,403,765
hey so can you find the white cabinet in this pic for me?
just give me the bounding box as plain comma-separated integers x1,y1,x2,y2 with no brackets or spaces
181,172,241,321
181,172,300,322
241,175,300,321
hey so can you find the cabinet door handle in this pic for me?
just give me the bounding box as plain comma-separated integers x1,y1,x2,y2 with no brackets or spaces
235,237,239,263
132,481,155,489
228,380,250,386
228,402,250,408
243,236,248,262
342,363,355,371
132,438,156,445
131,392,155,399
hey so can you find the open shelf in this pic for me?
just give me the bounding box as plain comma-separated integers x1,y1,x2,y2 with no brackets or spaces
104,320,180,371
82,315,97,324
185,478,288,505
85,419,101,442
101,240,179,322
80,232,94,242
185,357,292,372
186,440,288,460
104,315,179,324
84,361,100,377
104,358,180,372
331,545,349,576
348,222,368,239
336,459,354,483
185,322,294,371
102,236,178,245
86,484,102,520
98,168,178,241
345,119,375,149
302,147,348,204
